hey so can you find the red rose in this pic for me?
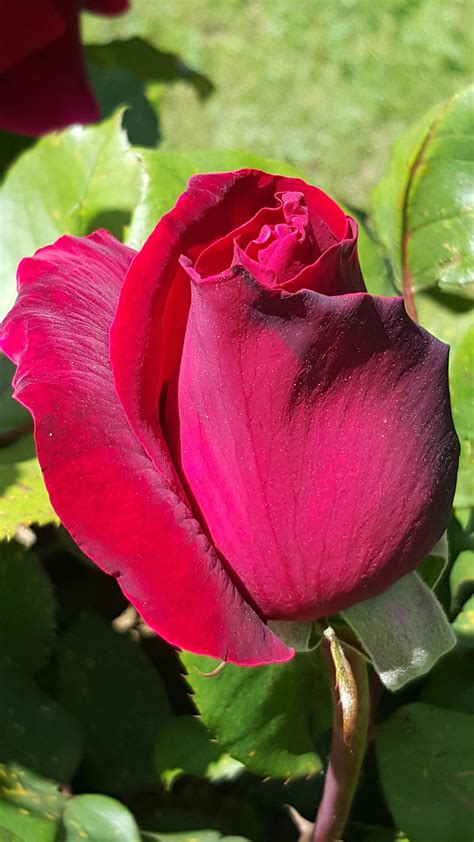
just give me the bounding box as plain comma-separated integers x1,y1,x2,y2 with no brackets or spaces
0,170,459,665
0,0,129,136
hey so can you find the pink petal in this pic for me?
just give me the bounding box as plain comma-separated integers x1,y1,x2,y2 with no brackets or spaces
177,271,459,621
0,232,291,666
0,0,98,136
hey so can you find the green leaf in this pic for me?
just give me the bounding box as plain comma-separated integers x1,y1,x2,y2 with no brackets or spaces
414,297,474,509
0,764,67,842
417,532,449,590
376,703,474,842
0,355,30,445
339,202,393,298
455,439,474,510
56,612,172,796
181,650,330,780
86,38,213,98
154,716,243,790
371,87,474,297
356,222,393,297
450,549,474,613
0,830,23,842
0,435,57,540
0,661,82,781
0,542,55,674
0,112,141,321
452,594,474,642
59,795,141,842
420,646,474,714
450,324,474,440
342,572,455,691
128,149,304,249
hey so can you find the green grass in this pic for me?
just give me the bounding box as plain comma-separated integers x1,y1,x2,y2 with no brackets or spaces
84,0,473,207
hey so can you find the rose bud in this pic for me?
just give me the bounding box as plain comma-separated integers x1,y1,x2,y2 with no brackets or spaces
0,0,129,137
0,170,459,665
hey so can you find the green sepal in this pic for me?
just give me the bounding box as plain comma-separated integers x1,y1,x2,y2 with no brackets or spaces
342,572,455,691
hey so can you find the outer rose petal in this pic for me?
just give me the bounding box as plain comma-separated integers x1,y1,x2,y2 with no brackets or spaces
0,0,98,136
0,232,291,666
177,271,459,620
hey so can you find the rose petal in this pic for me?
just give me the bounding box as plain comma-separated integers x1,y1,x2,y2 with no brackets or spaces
0,0,98,136
177,270,459,620
0,232,291,666
83,0,130,13
0,0,64,74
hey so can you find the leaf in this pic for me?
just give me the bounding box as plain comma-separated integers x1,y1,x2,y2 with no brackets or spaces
339,203,393,298
420,646,474,714
0,763,67,842
450,549,474,613
371,87,474,300
0,830,23,842
180,650,330,780
0,112,141,321
0,661,82,781
154,716,243,790
415,296,474,510
0,354,30,445
356,222,393,297
452,594,474,642
86,38,213,99
455,439,474,510
0,542,55,674
417,532,449,590
450,324,474,439
371,89,474,505
450,324,474,509
128,149,305,249
56,612,172,796
376,703,474,842
342,572,455,691
59,794,141,842
0,435,57,540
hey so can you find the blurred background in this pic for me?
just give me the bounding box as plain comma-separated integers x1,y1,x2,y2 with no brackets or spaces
84,0,473,207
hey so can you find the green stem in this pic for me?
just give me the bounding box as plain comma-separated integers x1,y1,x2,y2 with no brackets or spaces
311,636,370,842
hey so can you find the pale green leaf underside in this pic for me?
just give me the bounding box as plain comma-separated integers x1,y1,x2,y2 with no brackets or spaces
343,571,455,691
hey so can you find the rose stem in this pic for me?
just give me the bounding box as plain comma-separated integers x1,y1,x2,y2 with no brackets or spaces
311,634,370,842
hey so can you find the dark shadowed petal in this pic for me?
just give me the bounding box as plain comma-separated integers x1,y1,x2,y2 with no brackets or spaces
0,232,291,666
0,0,64,74
0,0,97,136
83,0,129,13
177,270,459,621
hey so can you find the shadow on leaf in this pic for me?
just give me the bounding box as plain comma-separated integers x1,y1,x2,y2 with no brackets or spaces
86,38,215,148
